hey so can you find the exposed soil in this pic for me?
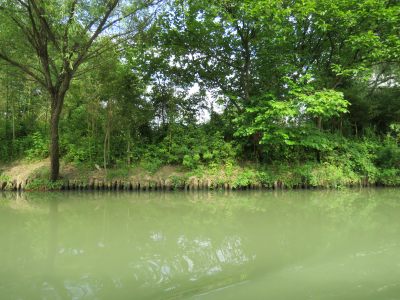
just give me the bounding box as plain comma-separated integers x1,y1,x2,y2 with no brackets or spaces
2,159,50,183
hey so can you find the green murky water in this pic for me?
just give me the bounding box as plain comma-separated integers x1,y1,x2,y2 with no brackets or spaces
1,189,400,300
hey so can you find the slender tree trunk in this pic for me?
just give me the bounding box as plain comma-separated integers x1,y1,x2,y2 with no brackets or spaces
106,101,112,165
315,117,322,162
317,116,322,130
103,130,108,171
127,131,131,165
5,80,9,143
103,102,112,171
355,122,358,137
107,131,111,163
87,115,92,163
44,104,49,133
12,95,15,139
11,95,15,157
243,41,251,103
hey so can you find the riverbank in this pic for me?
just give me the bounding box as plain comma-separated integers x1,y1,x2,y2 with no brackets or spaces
1,159,399,192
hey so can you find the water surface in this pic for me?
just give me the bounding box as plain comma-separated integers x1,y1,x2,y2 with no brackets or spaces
1,189,400,299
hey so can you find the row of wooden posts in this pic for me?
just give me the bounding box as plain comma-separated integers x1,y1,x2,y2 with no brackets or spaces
0,178,291,192
0,179,375,191
0,175,375,192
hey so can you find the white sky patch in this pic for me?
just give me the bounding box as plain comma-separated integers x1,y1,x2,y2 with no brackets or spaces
188,83,224,123
144,82,223,124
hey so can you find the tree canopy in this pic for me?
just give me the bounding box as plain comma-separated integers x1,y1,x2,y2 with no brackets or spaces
0,0,399,185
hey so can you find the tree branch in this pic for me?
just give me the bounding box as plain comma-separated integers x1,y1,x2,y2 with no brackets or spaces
0,52,46,87
72,0,120,72
28,0,61,51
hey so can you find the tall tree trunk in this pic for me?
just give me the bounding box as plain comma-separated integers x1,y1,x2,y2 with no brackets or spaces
49,94,64,181
87,115,92,163
127,131,131,165
243,40,251,103
104,130,109,171
5,80,9,143
11,94,15,157
12,94,15,140
316,117,322,162
355,122,358,137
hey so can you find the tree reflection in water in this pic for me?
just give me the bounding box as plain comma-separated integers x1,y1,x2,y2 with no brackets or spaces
0,189,400,299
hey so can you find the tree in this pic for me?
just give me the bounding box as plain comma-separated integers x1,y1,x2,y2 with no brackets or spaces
0,0,159,180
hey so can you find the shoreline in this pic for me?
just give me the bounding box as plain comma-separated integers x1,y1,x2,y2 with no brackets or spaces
0,180,395,192
1,161,398,192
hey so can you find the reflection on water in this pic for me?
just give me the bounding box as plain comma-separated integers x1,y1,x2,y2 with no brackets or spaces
0,189,400,299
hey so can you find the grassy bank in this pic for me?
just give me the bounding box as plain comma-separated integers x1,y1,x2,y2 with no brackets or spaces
1,159,399,192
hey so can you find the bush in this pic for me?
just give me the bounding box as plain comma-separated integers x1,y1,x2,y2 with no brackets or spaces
232,169,258,188
25,178,63,191
182,153,200,169
309,163,357,188
377,168,400,186
375,138,400,169
0,173,10,182
105,167,130,180
63,141,93,164
25,132,49,161
24,166,64,190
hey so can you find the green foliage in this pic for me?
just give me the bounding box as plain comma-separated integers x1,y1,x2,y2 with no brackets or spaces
235,78,350,154
135,144,166,173
323,137,378,178
0,173,10,182
133,128,237,172
256,163,358,189
234,94,296,148
376,138,400,169
389,123,400,141
105,168,131,181
0,0,399,188
232,169,258,189
183,153,201,169
299,89,349,119
169,175,187,190
140,157,164,174
25,166,63,190
27,166,50,181
25,132,49,161
25,178,64,191
377,168,400,186
308,164,357,188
